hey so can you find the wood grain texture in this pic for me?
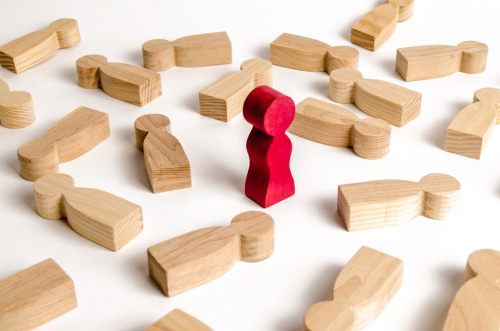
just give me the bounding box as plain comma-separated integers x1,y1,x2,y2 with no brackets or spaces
0,19,81,74
304,246,403,331
338,173,461,231
351,0,414,51
199,58,272,122
329,68,422,127
144,309,213,331
445,88,500,160
289,97,391,159
17,106,110,182
76,55,162,106
270,33,359,73
148,211,274,297
0,79,35,129
135,114,191,193
442,249,500,331
143,32,232,71
397,41,489,81
0,259,77,331
244,86,295,208
34,173,143,251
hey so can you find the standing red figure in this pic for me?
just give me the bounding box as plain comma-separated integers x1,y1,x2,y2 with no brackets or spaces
243,85,295,208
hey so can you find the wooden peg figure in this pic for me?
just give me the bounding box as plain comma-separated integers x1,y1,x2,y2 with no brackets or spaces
143,32,232,71
134,114,191,193
0,79,35,129
34,173,143,251
76,55,162,106
244,86,295,208
445,88,500,160
0,19,81,73
144,309,213,331
304,246,404,331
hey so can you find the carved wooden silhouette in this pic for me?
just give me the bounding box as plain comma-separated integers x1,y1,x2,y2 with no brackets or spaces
34,173,143,251
0,79,35,129
144,309,213,331
17,106,110,181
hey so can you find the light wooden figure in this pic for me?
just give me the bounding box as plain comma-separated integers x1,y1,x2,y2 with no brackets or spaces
0,19,81,74
199,58,272,122
351,0,414,51
143,32,232,71
135,114,191,193
396,41,489,81
34,173,143,251
17,106,110,182
76,55,162,106
445,88,500,160
442,249,500,331
148,211,274,296
270,33,359,73
144,309,213,331
338,173,461,231
0,259,77,331
329,68,422,127
0,79,35,129
304,246,403,331
288,97,391,159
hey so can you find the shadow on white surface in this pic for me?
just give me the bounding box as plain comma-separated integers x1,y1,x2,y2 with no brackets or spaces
424,101,471,150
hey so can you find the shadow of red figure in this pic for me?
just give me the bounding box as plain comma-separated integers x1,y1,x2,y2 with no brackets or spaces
244,86,295,208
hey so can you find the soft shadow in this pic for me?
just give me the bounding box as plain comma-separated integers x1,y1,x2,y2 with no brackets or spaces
424,101,470,150
254,45,270,61
310,80,330,98
22,187,38,214
58,65,79,84
183,93,200,114
126,50,144,67
116,127,151,192
316,197,346,230
7,155,20,176
378,57,403,80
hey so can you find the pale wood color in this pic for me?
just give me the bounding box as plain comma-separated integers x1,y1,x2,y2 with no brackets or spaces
338,173,461,231
34,173,143,251
442,249,500,331
0,79,35,129
143,32,232,72
0,259,77,331
289,97,391,159
397,41,489,81
148,211,274,297
304,246,404,331
76,55,162,107
351,0,414,51
199,58,272,122
134,114,191,193
270,33,359,74
445,88,500,160
0,19,81,74
144,309,213,331
17,106,110,182
329,68,422,127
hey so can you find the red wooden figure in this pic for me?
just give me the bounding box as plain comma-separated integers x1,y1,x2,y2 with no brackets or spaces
244,85,295,208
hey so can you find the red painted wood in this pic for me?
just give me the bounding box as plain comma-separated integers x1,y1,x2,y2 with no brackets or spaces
243,85,295,208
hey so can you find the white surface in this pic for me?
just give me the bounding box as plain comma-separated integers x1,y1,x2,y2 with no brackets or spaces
0,0,499,330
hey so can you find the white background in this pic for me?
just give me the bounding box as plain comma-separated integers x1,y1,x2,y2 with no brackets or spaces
0,0,499,330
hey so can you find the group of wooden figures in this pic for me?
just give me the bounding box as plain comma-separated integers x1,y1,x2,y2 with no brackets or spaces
0,1,498,330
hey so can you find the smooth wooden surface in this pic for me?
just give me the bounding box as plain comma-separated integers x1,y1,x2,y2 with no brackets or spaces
17,106,110,182
442,249,500,331
397,41,489,81
0,79,35,129
0,259,77,331
0,19,80,74
148,211,274,297
289,97,391,160
199,58,272,122
76,54,162,106
445,88,500,160
143,32,232,71
135,114,191,193
329,68,422,127
144,309,213,331
34,173,143,251
338,173,461,231
304,246,404,331
351,0,414,51
244,86,295,208
270,33,359,74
